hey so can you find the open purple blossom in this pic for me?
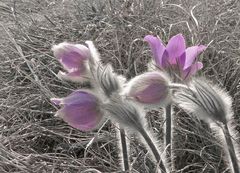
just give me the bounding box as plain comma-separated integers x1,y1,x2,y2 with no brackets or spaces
123,71,170,105
51,90,103,131
144,34,206,80
52,42,91,82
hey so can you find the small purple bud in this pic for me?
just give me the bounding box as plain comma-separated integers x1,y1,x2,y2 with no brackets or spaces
51,90,103,131
124,72,170,105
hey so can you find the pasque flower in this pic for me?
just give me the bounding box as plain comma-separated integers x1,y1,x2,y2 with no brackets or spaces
144,34,206,80
50,41,169,172
174,78,239,173
52,42,91,82
51,90,103,131
123,71,170,105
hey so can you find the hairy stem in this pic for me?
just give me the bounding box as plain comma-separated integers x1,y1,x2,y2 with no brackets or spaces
139,127,167,173
165,104,172,157
222,124,239,173
119,127,130,172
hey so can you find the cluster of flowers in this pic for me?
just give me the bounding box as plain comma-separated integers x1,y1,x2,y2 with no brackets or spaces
50,34,239,173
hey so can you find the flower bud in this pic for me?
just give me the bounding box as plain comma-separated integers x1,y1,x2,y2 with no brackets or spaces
51,90,103,131
174,78,233,124
52,42,91,82
123,72,170,106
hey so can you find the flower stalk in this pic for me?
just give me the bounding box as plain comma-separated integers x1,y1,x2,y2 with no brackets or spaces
139,126,167,173
174,78,240,172
119,126,130,171
85,41,131,172
222,124,239,173
105,98,168,173
165,104,172,158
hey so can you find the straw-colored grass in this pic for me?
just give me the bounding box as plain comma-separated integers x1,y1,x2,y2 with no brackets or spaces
0,0,239,172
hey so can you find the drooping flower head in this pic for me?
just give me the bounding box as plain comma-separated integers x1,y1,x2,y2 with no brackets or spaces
51,90,103,131
123,71,171,106
52,42,91,82
144,34,206,81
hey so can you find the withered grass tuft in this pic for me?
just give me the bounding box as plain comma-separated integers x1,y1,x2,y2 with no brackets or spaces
0,0,239,172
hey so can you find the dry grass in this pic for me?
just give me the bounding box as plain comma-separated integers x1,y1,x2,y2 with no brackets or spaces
0,0,240,172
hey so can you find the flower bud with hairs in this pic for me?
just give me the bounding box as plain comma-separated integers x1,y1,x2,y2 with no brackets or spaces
174,78,232,124
51,90,103,132
52,42,91,82
123,71,171,106
174,78,239,173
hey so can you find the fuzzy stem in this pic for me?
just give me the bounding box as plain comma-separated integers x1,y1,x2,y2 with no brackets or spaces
222,124,239,173
139,127,167,173
119,127,130,172
165,104,172,157
169,83,189,90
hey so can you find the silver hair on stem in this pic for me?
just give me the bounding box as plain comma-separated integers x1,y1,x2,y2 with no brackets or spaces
174,78,232,124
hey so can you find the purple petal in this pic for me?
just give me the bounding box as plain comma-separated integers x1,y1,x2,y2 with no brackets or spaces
161,50,169,68
50,98,62,105
56,91,102,131
57,71,90,83
184,45,206,69
60,104,102,131
191,62,203,75
127,72,170,104
178,52,186,69
52,43,90,72
133,83,168,104
144,35,166,67
166,34,186,64
182,62,203,80
75,44,91,59
62,90,98,106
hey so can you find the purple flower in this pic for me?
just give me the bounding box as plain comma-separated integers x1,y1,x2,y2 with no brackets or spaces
52,42,91,82
144,34,206,80
124,72,170,105
51,90,103,131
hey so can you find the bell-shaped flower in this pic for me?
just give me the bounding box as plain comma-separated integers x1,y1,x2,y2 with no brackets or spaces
123,71,170,106
144,34,206,80
52,42,91,82
51,90,103,131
